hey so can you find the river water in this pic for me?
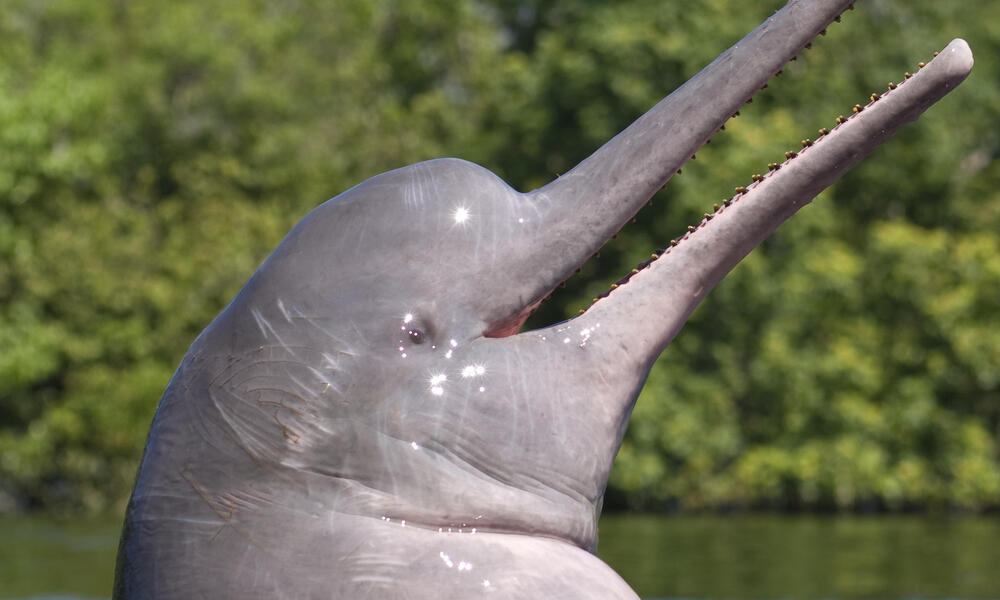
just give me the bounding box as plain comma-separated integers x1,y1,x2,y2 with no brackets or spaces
2,513,998,599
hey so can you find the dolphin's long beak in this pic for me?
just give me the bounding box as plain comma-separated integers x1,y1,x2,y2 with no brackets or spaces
569,38,973,370
521,0,858,297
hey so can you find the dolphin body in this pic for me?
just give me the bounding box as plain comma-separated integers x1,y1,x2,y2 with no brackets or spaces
114,1,973,598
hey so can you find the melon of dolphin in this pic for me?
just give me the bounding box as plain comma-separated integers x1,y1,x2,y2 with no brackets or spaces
114,1,973,598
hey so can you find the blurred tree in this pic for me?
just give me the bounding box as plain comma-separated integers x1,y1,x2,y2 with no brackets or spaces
0,0,997,513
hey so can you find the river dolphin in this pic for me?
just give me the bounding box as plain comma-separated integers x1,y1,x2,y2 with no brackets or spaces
114,1,973,597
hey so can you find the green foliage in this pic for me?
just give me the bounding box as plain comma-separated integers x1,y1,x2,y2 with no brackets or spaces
1,0,997,513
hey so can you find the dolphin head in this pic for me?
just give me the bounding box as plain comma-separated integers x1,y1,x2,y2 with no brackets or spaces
202,156,632,550
247,158,560,348
116,1,973,597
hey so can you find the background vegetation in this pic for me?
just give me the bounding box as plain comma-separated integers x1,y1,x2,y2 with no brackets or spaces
1,0,997,514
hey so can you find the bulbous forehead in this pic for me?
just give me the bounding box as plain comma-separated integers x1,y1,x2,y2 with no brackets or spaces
282,161,528,267
252,159,549,330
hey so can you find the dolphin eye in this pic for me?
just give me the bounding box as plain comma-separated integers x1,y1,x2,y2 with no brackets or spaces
408,329,426,344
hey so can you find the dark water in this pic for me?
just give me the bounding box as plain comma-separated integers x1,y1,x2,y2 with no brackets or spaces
2,513,998,599
598,514,1000,599
0,514,120,599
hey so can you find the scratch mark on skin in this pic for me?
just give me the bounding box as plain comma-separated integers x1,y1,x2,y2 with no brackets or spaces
271,410,301,444
250,308,269,338
287,371,323,402
309,367,343,396
321,352,342,369
212,356,313,388
253,396,306,418
298,319,360,357
277,299,292,323
179,470,253,546
250,308,291,349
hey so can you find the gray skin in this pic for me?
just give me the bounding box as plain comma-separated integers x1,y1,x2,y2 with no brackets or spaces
114,1,973,598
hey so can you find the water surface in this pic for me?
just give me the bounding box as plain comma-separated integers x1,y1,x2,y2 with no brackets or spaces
598,514,1000,599
2,513,998,599
1,514,119,599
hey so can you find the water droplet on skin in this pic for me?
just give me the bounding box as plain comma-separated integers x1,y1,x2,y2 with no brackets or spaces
429,374,447,396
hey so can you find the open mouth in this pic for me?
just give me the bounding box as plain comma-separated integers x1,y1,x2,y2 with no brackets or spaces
506,3,971,339
583,47,950,311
